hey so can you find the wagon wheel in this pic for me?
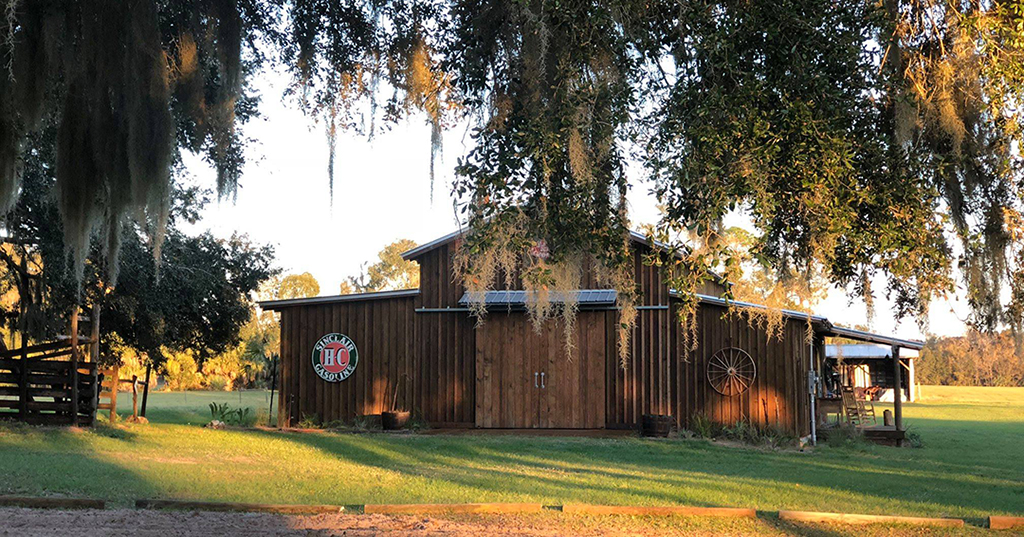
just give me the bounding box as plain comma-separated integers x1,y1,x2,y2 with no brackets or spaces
707,347,756,397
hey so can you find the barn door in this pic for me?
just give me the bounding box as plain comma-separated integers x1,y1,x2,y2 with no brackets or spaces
475,311,606,429
538,311,607,428
475,312,541,428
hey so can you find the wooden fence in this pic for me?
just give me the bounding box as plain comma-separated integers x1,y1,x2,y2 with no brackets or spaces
0,338,100,426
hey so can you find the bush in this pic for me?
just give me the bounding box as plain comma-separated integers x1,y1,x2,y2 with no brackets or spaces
297,413,321,429
202,351,241,390
689,413,721,439
206,375,231,391
721,421,795,449
162,350,202,391
208,403,256,426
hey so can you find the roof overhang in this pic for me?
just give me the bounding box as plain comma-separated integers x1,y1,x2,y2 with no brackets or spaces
823,325,924,350
259,289,419,311
824,344,920,360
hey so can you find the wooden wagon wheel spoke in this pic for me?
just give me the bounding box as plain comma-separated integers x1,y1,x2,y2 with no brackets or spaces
706,347,757,397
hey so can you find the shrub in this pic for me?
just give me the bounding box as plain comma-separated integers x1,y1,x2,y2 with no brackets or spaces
208,403,256,426
722,420,795,449
206,375,231,391
905,429,924,448
689,413,720,439
297,413,321,429
202,351,241,390
162,350,202,391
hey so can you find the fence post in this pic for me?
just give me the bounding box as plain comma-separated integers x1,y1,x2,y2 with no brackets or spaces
90,303,100,363
140,362,152,418
131,375,139,419
70,305,80,426
19,341,28,421
109,364,119,422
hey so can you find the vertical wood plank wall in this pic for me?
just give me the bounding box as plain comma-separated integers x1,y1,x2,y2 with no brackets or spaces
605,300,812,436
275,235,810,436
412,241,476,427
277,295,416,426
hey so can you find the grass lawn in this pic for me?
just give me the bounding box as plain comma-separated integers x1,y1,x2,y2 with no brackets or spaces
0,385,1021,526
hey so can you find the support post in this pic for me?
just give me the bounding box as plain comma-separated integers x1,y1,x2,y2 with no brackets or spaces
268,355,277,427
109,365,119,422
141,362,152,418
90,303,100,362
70,305,80,426
131,375,139,419
891,345,903,446
908,357,916,402
19,341,28,421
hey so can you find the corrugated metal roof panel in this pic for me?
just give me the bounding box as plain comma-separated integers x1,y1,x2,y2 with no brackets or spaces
259,289,419,310
458,289,618,308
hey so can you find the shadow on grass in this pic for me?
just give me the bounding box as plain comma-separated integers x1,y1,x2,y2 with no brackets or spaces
0,422,162,502
0,408,1019,518
237,424,1022,517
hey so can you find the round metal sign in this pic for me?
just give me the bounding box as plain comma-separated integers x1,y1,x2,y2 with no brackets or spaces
312,333,358,382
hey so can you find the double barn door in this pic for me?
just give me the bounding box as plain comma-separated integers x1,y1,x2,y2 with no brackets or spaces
475,311,607,428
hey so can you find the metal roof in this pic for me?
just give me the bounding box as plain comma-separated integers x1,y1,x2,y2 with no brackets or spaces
458,289,618,308
401,229,663,260
825,344,892,359
259,289,419,310
824,344,920,359
691,293,830,323
400,230,465,260
825,326,925,350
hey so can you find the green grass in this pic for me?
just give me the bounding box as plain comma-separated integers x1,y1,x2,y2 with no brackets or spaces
0,386,1020,524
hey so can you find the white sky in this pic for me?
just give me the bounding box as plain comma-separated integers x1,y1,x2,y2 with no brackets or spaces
182,67,970,341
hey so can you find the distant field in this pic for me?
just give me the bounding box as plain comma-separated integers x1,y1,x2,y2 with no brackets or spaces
916,384,1024,404
0,385,1020,532
112,389,277,426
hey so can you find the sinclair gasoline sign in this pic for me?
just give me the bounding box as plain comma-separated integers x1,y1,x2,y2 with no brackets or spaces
312,333,358,382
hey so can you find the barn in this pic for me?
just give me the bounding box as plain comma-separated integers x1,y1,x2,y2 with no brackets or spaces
261,230,923,438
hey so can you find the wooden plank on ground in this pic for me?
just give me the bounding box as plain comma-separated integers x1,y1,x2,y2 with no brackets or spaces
135,499,346,514
990,516,1024,530
0,496,105,509
363,503,544,515
779,510,965,527
562,504,755,518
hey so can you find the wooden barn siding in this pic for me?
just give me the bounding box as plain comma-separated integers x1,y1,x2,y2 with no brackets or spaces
606,302,811,436
276,296,416,426
413,242,476,426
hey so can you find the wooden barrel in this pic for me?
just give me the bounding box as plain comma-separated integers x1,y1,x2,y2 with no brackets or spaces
382,411,411,430
641,414,674,437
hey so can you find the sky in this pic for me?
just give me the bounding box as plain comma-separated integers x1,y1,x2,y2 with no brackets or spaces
182,66,970,341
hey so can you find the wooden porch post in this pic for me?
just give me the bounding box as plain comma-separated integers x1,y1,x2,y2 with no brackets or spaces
891,344,903,446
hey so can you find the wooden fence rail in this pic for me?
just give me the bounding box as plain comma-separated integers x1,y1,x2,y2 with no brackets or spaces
0,338,100,426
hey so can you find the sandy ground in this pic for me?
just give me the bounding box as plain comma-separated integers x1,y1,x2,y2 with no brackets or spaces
0,507,995,536
0,507,551,537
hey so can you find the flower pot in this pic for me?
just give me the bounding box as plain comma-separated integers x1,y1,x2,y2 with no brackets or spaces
641,414,674,437
381,410,411,430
